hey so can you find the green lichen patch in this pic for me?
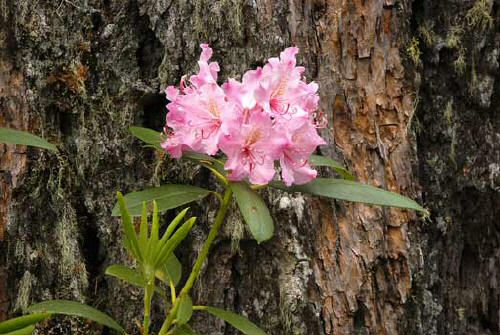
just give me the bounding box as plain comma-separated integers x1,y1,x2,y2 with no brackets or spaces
465,0,494,32
406,37,422,66
418,21,437,47
453,48,467,74
445,26,464,50
230,217,245,254
444,100,454,125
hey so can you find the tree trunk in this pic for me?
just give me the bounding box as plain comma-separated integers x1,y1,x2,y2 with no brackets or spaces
0,0,498,334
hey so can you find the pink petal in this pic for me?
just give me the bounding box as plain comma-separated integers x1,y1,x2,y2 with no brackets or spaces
165,86,179,101
248,159,276,185
281,158,317,186
199,44,213,62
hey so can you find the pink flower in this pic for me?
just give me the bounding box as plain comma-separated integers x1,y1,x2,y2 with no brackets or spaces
162,44,327,186
276,116,326,186
190,44,219,87
163,84,232,157
255,47,318,118
223,68,263,111
162,45,232,157
219,110,283,185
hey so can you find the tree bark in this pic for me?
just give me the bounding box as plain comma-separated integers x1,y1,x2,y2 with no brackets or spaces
0,0,498,334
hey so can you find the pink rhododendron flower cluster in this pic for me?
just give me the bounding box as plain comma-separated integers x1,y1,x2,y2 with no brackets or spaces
162,44,326,186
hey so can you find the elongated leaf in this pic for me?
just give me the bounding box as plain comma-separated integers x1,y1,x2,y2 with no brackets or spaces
204,307,267,335
230,182,274,243
27,300,124,333
0,313,50,333
182,151,219,164
129,127,162,150
138,203,149,253
112,185,210,217
154,217,197,267
182,151,227,176
153,208,189,270
165,253,182,285
105,264,167,298
142,200,163,265
173,324,198,335
2,325,36,335
309,155,354,180
155,254,182,286
161,208,189,244
271,178,426,212
177,295,193,324
148,201,160,259
117,192,142,261
105,264,145,287
0,128,57,152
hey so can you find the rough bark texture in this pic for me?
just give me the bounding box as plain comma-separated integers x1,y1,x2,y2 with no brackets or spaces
404,1,500,334
0,0,498,335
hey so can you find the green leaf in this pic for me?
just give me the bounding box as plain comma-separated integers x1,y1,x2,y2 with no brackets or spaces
0,313,50,333
230,182,274,243
2,325,36,335
106,264,166,298
155,254,182,286
182,151,227,176
154,217,196,267
162,208,189,243
182,151,219,164
105,264,167,299
173,324,198,335
176,295,193,324
154,208,189,266
105,264,145,287
27,300,124,333
309,155,354,180
0,128,57,152
271,178,426,212
117,192,142,261
138,202,149,253
204,307,267,335
148,200,160,259
112,185,211,217
129,127,162,150
165,253,182,285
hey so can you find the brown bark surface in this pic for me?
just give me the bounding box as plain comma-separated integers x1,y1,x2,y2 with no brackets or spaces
0,1,498,334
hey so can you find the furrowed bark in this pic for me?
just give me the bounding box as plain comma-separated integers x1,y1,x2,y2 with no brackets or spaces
0,1,498,334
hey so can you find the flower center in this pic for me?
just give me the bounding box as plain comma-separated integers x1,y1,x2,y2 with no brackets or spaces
245,128,262,147
241,147,265,171
270,97,290,115
242,108,251,124
271,75,289,99
208,100,220,117
240,128,265,171
200,119,222,139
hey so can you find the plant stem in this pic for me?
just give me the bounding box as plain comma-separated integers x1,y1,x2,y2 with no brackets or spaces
183,188,232,291
143,281,154,335
158,188,233,335
169,280,177,305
